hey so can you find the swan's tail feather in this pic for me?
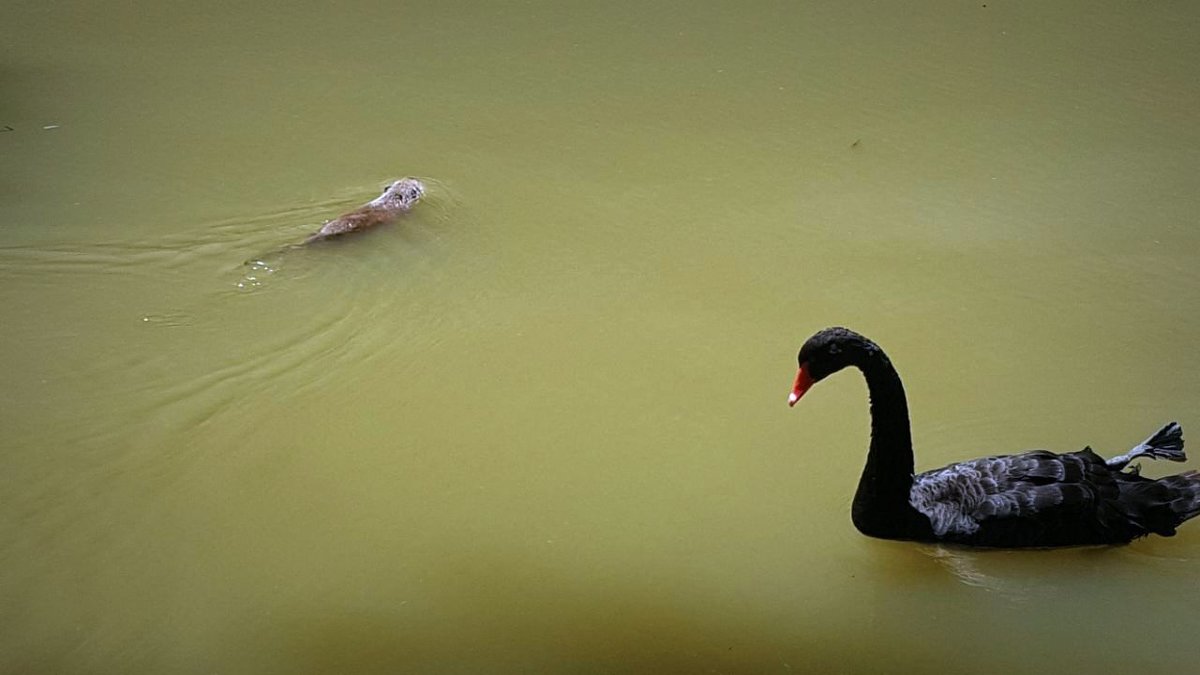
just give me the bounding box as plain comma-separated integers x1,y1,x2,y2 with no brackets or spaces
1164,471,1200,524
1107,422,1185,470
1139,422,1185,462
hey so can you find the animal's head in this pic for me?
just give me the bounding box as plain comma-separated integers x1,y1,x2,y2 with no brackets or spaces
789,327,884,406
384,178,425,207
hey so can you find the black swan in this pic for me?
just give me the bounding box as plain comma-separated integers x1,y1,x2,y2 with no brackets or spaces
788,327,1200,547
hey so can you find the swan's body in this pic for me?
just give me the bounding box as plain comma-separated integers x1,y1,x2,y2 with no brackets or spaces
788,327,1200,547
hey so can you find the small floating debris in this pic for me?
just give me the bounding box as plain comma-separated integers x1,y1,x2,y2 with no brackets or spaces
42,124,60,130
0,125,13,133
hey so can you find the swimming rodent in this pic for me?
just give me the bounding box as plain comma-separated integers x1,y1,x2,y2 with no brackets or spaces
242,178,426,274
305,177,425,243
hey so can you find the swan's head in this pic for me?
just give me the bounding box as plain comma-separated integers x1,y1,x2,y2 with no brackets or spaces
789,327,882,406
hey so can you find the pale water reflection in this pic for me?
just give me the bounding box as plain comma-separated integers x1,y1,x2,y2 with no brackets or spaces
2,0,1199,673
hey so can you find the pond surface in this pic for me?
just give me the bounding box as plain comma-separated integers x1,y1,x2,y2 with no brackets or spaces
2,1,1199,672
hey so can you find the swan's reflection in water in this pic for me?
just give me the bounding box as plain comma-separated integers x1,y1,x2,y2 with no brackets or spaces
921,546,1027,596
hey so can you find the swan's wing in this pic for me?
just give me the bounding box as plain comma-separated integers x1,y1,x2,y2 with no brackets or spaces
910,450,1115,537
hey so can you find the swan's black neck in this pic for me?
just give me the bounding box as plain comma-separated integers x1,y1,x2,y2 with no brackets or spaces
849,351,926,539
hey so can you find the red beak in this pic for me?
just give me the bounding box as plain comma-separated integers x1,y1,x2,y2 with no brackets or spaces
788,365,814,407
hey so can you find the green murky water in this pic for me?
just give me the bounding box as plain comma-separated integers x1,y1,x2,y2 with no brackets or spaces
3,1,1199,672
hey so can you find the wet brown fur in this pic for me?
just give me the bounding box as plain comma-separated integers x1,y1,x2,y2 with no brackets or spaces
305,177,424,243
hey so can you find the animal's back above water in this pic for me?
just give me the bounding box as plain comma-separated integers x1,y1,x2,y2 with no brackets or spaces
305,177,425,243
306,205,401,241
240,178,427,278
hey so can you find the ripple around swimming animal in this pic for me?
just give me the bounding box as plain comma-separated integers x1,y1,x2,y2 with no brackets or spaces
0,182,452,470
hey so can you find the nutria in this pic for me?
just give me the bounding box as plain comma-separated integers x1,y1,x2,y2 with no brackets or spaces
305,177,425,243
241,178,426,276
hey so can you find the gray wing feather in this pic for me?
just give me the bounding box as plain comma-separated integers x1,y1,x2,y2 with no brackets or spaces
910,451,1103,537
